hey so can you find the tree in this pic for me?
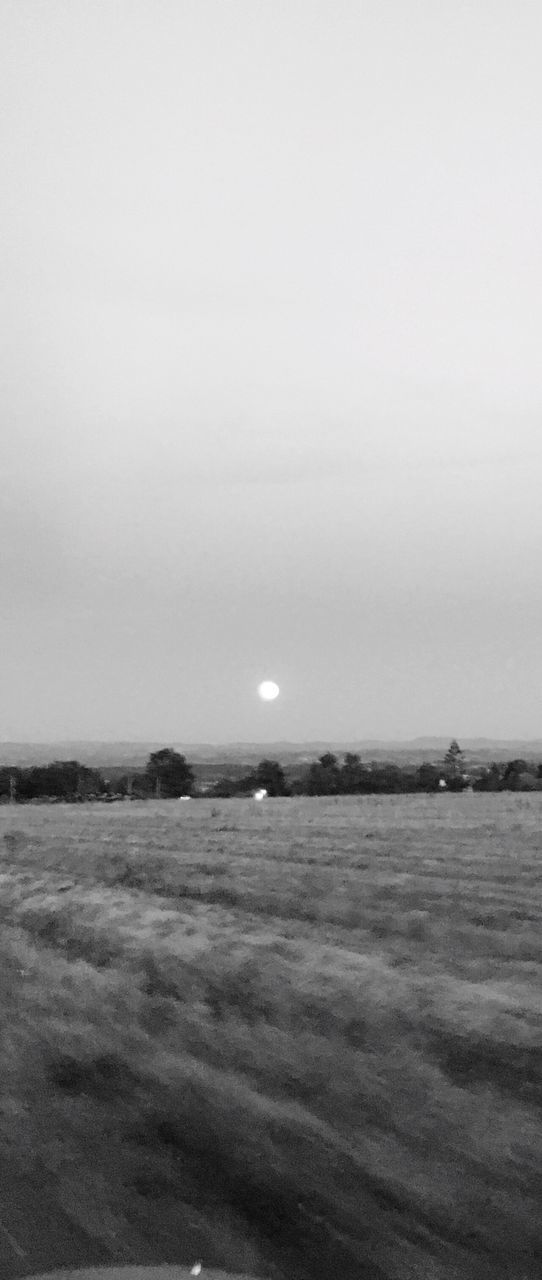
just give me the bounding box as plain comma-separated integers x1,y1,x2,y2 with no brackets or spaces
474,762,502,792
503,764,539,790
340,752,364,793
307,753,341,795
501,759,526,790
145,749,194,798
15,760,98,801
443,740,468,788
234,771,261,796
375,763,403,793
416,763,441,792
444,740,464,779
0,768,18,801
254,759,288,796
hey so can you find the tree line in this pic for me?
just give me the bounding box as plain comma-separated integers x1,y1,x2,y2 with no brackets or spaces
2,742,542,803
0,749,194,803
209,743,542,796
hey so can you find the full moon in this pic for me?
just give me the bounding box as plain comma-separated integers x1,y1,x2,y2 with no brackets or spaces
258,681,280,701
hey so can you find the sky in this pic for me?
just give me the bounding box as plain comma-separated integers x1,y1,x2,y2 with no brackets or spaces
1,0,541,743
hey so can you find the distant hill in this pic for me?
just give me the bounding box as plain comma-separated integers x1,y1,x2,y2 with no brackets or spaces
1,739,542,771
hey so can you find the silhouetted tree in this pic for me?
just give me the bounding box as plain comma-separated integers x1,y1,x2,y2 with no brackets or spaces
473,762,502,792
416,763,442,792
307,753,341,795
444,740,463,778
254,759,288,796
14,761,104,801
501,759,529,791
340,752,364,793
0,768,20,801
145,749,194,798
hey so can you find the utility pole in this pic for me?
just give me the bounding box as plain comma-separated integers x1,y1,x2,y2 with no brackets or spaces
9,774,16,804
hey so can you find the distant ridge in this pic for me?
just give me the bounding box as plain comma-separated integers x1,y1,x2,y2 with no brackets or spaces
1,739,542,769
2,738,542,748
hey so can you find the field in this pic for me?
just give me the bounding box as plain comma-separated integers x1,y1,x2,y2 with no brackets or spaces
0,794,541,1280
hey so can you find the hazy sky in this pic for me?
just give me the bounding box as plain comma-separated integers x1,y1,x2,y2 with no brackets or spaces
1,1,541,742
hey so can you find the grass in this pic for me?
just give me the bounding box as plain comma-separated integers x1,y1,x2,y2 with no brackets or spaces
0,793,541,1279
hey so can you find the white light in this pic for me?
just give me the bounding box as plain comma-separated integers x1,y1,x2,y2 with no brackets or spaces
258,680,280,701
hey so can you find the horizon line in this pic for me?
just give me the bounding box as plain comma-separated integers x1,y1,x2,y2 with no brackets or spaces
1,736,542,748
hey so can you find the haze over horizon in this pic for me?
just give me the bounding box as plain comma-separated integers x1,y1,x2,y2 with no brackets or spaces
2,2,541,743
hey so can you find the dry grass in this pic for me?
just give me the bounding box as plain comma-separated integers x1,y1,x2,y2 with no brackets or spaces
0,793,541,1279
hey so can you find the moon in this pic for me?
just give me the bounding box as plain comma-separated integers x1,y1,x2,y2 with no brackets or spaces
258,680,280,701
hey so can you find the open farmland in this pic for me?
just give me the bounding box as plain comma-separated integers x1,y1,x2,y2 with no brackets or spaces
0,795,541,1280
